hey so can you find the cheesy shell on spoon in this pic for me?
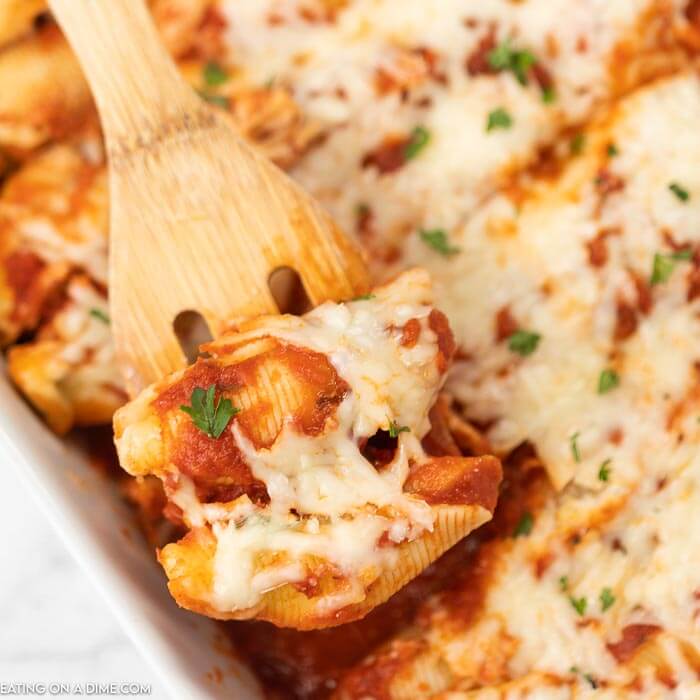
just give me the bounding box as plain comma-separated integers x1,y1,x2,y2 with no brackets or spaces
114,269,501,629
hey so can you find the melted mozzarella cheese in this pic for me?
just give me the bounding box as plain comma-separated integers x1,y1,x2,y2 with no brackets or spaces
206,271,442,611
403,73,700,489
230,267,441,439
211,508,397,612
220,0,685,260
391,73,700,694
233,408,431,527
178,0,700,689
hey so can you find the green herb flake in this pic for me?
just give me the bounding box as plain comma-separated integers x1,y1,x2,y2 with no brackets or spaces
650,249,694,285
419,228,461,257
352,293,376,301
672,248,694,261
180,385,240,439
486,107,513,132
488,40,537,85
512,50,537,85
600,587,615,612
570,432,581,463
89,308,110,324
598,459,612,482
570,134,585,156
487,40,515,71
508,330,541,357
559,575,569,592
669,182,690,202
404,125,431,160
583,673,598,689
388,420,410,438
203,61,229,86
513,511,534,537
570,667,597,688
197,90,229,109
569,595,587,616
542,87,556,104
607,143,619,157
651,253,675,285
598,368,620,395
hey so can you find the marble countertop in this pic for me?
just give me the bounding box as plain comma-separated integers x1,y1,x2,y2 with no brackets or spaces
0,461,167,698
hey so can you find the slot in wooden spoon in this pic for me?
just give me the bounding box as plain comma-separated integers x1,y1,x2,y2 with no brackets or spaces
48,0,370,395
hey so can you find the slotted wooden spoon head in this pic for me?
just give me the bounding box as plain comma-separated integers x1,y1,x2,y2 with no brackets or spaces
48,0,369,394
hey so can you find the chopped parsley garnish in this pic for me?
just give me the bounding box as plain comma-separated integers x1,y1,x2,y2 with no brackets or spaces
650,249,693,285
598,369,620,395
197,90,229,109
419,228,461,256
569,595,587,616
669,182,690,202
600,587,615,611
542,87,556,104
583,674,598,689
89,308,110,324
570,432,581,463
570,133,585,156
507,330,541,357
559,575,569,592
513,511,534,537
570,667,597,689
673,248,694,260
598,459,612,482
203,61,229,86
607,143,619,157
651,253,675,285
180,385,239,439
486,107,513,132
404,126,431,160
352,293,376,301
487,40,537,86
388,420,410,438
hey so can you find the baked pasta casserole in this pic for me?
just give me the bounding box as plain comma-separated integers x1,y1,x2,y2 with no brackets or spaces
4,0,700,697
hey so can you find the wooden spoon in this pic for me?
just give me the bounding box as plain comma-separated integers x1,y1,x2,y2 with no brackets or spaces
47,0,369,395
48,0,496,631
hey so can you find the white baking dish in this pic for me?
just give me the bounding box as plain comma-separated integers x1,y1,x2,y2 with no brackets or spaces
0,365,263,699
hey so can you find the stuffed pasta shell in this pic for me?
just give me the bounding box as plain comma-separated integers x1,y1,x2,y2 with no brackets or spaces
114,269,501,629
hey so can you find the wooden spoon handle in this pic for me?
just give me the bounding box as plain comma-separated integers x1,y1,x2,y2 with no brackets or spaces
47,0,196,147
